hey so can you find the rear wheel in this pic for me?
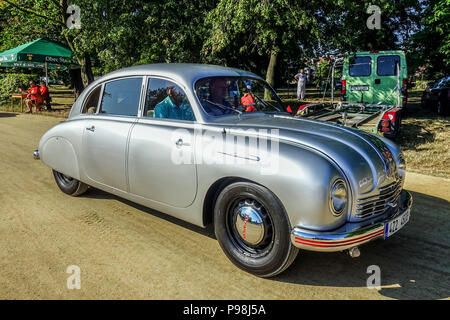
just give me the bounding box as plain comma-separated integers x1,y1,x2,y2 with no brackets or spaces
52,170,88,196
214,181,298,277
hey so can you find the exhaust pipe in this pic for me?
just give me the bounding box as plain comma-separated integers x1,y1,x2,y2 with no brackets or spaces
33,150,40,160
348,246,360,258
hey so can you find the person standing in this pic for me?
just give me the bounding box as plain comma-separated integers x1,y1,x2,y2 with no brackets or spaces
294,69,307,100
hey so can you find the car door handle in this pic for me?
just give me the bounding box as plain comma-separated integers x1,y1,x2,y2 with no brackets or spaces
175,138,190,147
86,126,95,132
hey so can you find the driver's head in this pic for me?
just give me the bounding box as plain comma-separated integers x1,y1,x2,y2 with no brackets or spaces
167,86,183,106
210,78,227,101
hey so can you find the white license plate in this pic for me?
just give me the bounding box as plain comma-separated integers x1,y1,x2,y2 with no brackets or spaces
384,209,410,239
350,85,369,91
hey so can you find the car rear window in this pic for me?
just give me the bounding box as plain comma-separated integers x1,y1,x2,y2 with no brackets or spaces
377,55,401,76
349,56,371,77
99,77,142,116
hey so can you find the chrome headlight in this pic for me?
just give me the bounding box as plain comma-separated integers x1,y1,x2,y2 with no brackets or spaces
329,179,348,216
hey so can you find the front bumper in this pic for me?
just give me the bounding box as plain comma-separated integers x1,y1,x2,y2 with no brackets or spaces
291,190,412,252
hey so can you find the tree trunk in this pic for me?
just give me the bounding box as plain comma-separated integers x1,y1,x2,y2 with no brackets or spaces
79,53,95,87
69,68,84,98
60,0,94,90
265,51,277,100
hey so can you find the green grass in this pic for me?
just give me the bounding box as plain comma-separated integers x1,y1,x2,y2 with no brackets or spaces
0,85,75,117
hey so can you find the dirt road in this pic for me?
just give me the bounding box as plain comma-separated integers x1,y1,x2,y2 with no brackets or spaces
0,112,449,299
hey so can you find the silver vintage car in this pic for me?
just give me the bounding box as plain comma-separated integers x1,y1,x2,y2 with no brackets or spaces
35,64,412,277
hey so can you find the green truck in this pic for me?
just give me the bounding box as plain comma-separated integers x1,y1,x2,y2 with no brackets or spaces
296,50,408,139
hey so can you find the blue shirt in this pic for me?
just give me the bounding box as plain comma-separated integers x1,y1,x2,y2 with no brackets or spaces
154,96,195,121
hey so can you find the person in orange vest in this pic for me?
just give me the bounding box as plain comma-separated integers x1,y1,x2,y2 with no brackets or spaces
241,85,257,112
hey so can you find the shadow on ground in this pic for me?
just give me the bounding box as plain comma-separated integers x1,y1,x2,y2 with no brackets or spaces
274,189,449,300
0,112,18,118
82,187,449,299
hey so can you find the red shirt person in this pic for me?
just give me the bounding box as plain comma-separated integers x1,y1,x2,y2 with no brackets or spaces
241,92,256,112
39,82,49,101
21,81,42,113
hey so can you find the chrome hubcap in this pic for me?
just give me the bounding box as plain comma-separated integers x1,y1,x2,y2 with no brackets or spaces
234,205,265,245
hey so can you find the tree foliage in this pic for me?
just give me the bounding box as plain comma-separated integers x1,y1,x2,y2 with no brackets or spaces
0,0,448,92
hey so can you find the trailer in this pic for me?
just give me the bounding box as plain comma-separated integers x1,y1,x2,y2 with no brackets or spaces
294,51,407,140
295,102,402,140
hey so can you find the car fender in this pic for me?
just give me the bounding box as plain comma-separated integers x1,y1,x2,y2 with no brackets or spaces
38,121,83,180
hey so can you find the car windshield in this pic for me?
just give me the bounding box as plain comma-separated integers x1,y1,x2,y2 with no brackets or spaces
195,77,284,117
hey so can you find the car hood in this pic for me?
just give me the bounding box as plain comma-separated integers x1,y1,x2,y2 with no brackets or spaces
210,113,401,197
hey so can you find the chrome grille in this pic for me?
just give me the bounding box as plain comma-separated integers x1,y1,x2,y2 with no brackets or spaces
355,181,402,219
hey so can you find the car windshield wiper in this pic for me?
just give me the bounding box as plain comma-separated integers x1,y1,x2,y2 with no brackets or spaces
205,100,242,115
251,92,281,113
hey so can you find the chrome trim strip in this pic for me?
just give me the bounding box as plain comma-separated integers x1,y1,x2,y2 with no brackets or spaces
291,190,412,252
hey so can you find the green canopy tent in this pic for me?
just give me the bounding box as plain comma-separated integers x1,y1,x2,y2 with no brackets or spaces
0,37,79,83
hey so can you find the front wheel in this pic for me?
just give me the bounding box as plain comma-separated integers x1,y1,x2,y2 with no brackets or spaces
214,181,298,277
52,170,88,196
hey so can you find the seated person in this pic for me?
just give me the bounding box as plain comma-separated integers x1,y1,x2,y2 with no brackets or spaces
201,78,234,116
19,81,42,113
39,81,52,110
154,86,195,121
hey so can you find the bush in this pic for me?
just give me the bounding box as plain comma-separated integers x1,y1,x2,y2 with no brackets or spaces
0,73,38,103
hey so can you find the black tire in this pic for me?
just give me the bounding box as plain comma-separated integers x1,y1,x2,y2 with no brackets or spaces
52,170,88,196
214,181,298,277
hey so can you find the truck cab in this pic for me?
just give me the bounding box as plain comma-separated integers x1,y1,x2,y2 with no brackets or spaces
341,50,408,107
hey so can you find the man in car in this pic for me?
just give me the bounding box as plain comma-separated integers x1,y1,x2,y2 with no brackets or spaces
154,86,195,121
202,78,234,116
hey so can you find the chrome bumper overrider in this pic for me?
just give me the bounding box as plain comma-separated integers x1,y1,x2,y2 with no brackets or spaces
291,190,412,252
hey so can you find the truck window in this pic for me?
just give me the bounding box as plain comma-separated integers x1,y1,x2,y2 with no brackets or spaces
349,56,371,77
377,55,400,76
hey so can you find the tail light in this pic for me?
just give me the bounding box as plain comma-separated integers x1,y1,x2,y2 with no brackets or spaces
381,120,391,132
402,78,408,94
341,79,346,96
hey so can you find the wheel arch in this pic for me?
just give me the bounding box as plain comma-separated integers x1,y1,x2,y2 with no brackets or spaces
202,176,275,226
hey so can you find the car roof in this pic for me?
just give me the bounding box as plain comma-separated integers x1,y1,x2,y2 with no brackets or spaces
92,63,261,89
69,63,263,119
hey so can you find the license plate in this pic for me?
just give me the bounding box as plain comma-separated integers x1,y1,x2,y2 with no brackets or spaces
384,209,410,239
350,85,369,91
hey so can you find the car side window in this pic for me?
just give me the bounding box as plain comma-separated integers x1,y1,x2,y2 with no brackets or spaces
99,77,142,116
81,85,102,114
144,78,195,121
